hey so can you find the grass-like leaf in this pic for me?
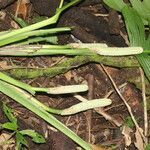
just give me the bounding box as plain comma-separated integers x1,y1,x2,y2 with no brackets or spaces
0,27,70,46
103,1,150,82
3,103,17,124
129,0,150,24
1,122,18,131
0,0,81,47
16,132,28,149
103,0,126,11
122,6,145,46
19,130,45,143
0,80,92,150
122,5,150,82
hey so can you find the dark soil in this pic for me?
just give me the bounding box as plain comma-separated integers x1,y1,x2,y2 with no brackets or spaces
0,0,149,150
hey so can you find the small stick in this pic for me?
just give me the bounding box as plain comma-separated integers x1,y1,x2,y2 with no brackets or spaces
85,74,94,143
95,65,125,126
139,67,148,144
100,64,146,143
75,85,123,127
94,86,123,127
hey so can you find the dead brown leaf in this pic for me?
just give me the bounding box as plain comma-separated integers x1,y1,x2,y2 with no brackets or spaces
122,125,133,146
0,133,15,150
0,61,13,70
64,71,73,81
134,128,144,150
91,144,111,150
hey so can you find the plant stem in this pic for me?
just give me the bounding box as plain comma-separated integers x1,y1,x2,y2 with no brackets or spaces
0,80,92,150
0,72,35,95
59,0,64,8
0,27,71,46
5,55,139,79
0,0,81,46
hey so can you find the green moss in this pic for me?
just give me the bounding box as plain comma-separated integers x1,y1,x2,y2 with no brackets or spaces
6,55,139,79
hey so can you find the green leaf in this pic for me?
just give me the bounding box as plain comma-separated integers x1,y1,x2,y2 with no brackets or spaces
136,54,150,81
2,103,17,124
143,0,150,11
0,72,35,95
61,98,112,115
12,15,29,28
122,6,145,47
2,122,18,131
45,35,58,44
124,116,135,128
145,144,150,150
16,132,28,150
0,27,70,46
0,0,81,47
22,35,58,45
19,130,45,143
103,0,126,12
0,80,92,150
129,0,150,23
122,6,150,82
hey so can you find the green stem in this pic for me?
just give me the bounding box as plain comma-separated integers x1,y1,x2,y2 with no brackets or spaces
0,80,92,150
0,46,94,56
59,0,65,8
0,0,81,46
0,14,58,42
0,27,71,46
5,55,139,79
143,50,150,54
0,72,35,95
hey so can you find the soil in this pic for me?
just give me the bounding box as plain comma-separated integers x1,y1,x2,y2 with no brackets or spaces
0,0,149,150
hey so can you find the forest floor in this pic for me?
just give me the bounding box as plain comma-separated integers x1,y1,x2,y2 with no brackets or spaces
0,0,149,150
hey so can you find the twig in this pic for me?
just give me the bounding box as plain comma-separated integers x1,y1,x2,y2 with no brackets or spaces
95,107,122,127
74,93,122,127
139,67,148,144
94,85,123,127
94,13,109,17
95,65,127,126
85,74,94,143
100,64,146,143
120,31,130,46
50,56,66,67
74,81,123,128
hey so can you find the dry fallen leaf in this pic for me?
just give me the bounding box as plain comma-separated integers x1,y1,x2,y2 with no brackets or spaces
14,0,30,19
91,144,111,150
134,128,144,150
122,125,133,146
0,133,15,150
0,11,6,20
0,61,13,70
64,71,73,81
11,0,31,28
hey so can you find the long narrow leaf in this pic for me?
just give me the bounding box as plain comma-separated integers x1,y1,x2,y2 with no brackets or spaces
61,98,111,115
0,44,143,56
0,27,70,47
0,0,81,47
143,0,150,11
129,0,150,23
103,0,126,12
136,54,150,81
0,72,35,95
122,6,150,82
122,6,145,46
0,80,92,150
